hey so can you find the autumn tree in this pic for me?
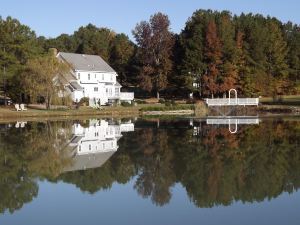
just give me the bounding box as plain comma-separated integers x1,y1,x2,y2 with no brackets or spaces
21,50,69,109
133,12,174,99
202,20,222,97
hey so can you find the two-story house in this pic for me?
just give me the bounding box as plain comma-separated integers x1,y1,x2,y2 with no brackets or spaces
57,52,134,106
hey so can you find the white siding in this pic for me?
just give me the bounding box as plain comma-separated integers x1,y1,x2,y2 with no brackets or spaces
76,71,116,84
71,119,134,155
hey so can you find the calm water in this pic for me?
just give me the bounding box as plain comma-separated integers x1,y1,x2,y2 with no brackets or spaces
0,117,299,225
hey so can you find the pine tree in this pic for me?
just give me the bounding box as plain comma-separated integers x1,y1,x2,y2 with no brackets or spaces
265,20,289,95
110,33,135,86
218,12,238,94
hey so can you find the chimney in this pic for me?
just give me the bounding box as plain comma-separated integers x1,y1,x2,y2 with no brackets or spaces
49,48,58,57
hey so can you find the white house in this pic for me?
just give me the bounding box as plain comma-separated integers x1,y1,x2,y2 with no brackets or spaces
63,119,134,172
57,52,134,106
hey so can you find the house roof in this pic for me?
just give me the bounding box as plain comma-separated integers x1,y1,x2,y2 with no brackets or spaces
58,52,116,73
70,81,84,91
63,151,116,172
115,81,122,87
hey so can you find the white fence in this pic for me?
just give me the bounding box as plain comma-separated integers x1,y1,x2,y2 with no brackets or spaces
205,98,259,106
120,92,134,101
206,118,260,125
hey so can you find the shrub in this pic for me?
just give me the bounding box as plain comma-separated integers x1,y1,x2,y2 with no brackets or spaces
186,98,196,104
158,98,165,104
164,99,177,106
121,101,132,107
165,101,172,106
79,97,89,106
135,99,147,104
140,104,195,111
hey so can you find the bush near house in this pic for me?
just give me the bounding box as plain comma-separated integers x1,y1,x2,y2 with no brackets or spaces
140,104,195,112
79,97,89,106
121,102,132,107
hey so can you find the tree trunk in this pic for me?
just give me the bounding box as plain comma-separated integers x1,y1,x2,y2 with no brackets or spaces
46,95,51,110
156,91,160,100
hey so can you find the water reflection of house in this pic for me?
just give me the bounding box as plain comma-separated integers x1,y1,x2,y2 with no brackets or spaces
63,119,134,172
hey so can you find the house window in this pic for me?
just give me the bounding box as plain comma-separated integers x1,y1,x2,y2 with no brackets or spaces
89,145,91,150
102,74,104,80
95,74,96,79
115,88,119,96
88,74,90,80
94,87,98,92
78,73,80,79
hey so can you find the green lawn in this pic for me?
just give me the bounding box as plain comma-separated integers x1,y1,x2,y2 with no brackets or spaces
260,95,300,106
0,103,195,120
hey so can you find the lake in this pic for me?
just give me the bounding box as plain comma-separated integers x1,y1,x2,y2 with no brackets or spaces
0,117,299,225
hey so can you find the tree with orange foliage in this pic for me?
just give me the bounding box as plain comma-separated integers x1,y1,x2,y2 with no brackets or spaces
203,20,222,97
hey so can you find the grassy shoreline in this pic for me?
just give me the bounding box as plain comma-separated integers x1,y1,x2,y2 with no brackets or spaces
1,100,300,122
0,106,140,121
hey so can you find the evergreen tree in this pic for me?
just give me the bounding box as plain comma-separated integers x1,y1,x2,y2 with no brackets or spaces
265,19,289,95
0,16,43,102
217,12,239,94
109,33,135,86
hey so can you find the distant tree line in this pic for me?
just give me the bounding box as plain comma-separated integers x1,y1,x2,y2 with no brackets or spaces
0,9,300,102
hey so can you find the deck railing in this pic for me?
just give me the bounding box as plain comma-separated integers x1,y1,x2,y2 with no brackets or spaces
206,118,260,125
120,92,134,101
205,98,259,106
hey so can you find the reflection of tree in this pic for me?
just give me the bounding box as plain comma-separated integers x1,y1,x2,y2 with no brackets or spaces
57,153,136,194
177,120,300,207
0,118,300,213
129,128,176,206
0,177,38,214
0,121,73,214
57,119,300,208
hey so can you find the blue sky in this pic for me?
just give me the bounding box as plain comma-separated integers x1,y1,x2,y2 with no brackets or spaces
0,0,299,40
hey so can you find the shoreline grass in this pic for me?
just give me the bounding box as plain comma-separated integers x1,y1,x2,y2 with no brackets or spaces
1,97,300,121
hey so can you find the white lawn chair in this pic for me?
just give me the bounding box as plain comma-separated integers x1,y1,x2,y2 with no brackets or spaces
20,122,27,128
15,104,21,111
20,104,27,111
